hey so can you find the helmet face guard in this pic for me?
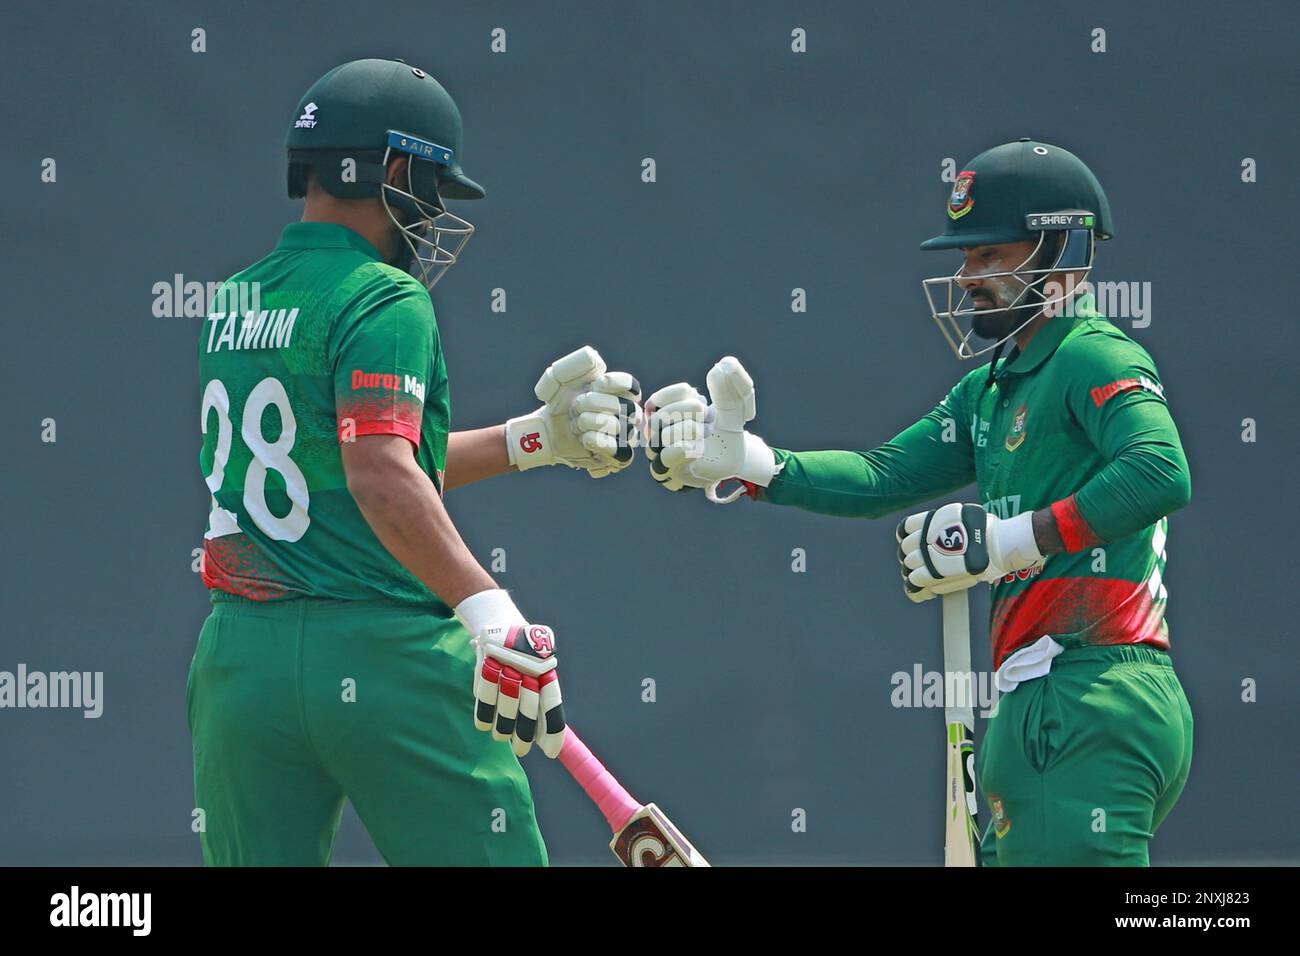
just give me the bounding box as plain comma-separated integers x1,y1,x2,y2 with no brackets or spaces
921,218,1095,361
380,132,474,291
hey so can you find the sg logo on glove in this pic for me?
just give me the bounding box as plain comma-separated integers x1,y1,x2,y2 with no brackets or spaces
936,524,967,555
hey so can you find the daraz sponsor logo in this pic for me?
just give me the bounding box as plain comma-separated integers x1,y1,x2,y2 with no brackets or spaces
351,370,425,401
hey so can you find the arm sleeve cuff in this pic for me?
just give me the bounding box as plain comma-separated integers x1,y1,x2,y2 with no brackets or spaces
1050,495,1103,553
341,419,422,447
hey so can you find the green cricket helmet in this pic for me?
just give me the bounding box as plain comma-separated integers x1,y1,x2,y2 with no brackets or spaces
286,57,483,290
920,139,1112,360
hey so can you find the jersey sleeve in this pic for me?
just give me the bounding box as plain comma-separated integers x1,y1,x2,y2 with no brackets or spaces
1052,331,1191,550
761,373,978,518
329,273,437,447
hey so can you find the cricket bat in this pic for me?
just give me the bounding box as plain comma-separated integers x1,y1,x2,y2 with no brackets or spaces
559,728,710,867
942,590,980,867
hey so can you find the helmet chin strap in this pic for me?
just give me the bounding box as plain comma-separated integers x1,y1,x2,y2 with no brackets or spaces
985,341,1007,390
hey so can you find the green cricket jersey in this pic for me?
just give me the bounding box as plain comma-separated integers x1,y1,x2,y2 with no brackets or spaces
761,295,1191,666
198,222,451,608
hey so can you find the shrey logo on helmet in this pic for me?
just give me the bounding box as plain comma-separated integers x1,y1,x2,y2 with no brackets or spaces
936,524,967,555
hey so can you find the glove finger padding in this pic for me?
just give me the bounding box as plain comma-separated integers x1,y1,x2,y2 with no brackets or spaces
649,396,711,422
571,395,640,472
574,370,641,468
534,670,565,758
646,381,704,409
535,346,605,402
659,442,708,473
616,397,641,463
493,664,523,746
705,356,757,427
513,673,540,757
580,430,621,455
896,511,927,543
589,370,641,402
571,389,623,417
573,410,622,436
646,397,712,471
474,656,504,731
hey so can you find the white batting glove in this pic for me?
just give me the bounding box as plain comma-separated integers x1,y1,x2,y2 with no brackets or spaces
644,356,780,503
454,589,566,758
895,504,1044,604
505,346,642,478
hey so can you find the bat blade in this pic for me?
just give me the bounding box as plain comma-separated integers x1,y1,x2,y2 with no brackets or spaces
559,729,710,867
945,720,979,867
611,803,709,867
942,591,980,868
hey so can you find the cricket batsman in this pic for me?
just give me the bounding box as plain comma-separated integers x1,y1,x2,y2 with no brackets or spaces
644,140,1194,866
190,58,641,865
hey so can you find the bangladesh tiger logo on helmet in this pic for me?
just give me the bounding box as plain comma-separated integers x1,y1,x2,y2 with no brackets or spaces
948,170,976,220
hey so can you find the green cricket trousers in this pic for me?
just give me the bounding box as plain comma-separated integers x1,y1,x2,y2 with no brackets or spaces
187,594,548,866
977,644,1194,866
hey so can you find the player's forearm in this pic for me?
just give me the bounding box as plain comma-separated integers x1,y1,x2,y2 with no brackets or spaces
763,442,974,519
760,405,977,518
1030,508,1066,555
444,425,512,491
761,449,930,517
347,444,497,605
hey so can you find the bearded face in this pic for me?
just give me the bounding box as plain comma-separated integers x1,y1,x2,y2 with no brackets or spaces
960,238,1058,342
969,274,1032,341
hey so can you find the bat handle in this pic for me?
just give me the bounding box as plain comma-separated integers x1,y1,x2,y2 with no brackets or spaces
558,728,642,833
941,590,975,731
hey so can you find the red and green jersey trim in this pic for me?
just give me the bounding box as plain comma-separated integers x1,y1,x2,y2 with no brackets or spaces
201,535,301,602
990,574,1169,668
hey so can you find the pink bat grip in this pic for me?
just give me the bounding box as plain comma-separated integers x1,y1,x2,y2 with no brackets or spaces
558,729,641,833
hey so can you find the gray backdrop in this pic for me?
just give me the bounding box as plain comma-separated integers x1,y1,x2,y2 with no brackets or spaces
2,1,1297,865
